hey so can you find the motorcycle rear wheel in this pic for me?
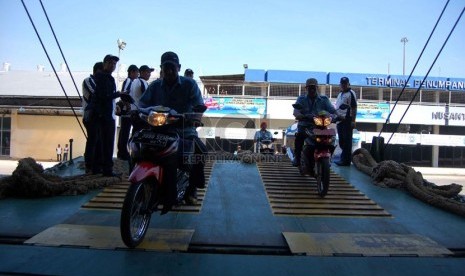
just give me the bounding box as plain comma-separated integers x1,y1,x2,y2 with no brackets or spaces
316,157,330,198
120,180,153,248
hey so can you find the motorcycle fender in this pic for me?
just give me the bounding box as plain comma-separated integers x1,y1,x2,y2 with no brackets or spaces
314,149,332,160
128,161,163,184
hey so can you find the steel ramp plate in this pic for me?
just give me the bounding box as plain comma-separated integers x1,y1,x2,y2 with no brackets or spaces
283,232,453,257
24,224,194,251
257,162,391,217
82,161,214,213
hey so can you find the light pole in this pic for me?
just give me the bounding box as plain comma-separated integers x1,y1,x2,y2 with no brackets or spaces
401,37,408,76
117,38,126,88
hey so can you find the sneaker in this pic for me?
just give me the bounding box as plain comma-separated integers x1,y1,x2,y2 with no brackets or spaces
184,195,198,205
292,158,300,167
184,186,198,205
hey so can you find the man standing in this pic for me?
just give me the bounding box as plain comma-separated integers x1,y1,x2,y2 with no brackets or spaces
63,144,69,162
254,122,273,153
82,62,103,173
138,65,154,98
184,68,194,78
138,51,206,213
56,144,62,162
88,54,128,177
335,77,357,166
117,64,139,160
292,78,335,168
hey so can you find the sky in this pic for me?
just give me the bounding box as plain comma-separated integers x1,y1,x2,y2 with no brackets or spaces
1,0,464,78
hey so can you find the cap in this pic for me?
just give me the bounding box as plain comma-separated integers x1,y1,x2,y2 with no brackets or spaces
160,51,179,66
340,77,350,84
305,78,318,87
185,68,194,75
139,65,154,72
103,54,119,63
127,64,139,72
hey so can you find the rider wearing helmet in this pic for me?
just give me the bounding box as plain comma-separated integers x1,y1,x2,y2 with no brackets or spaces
292,78,335,167
138,51,206,213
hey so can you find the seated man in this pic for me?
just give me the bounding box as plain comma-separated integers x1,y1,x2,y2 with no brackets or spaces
292,78,335,167
254,122,274,153
138,51,206,213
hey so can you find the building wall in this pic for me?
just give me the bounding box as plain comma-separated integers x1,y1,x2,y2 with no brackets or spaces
10,111,87,161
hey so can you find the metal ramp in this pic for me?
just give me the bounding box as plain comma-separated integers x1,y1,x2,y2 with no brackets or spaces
81,161,215,213
257,161,391,217
16,159,458,259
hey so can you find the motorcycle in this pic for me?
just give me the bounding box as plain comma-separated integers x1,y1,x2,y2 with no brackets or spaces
293,104,336,197
120,99,206,248
257,131,279,155
258,139,274,154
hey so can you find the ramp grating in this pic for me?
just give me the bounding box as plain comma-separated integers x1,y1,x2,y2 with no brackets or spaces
257,161,391,217
82,161,215,213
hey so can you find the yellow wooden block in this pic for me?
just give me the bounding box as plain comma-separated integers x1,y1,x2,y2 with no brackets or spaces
25,224,194,251
283,232,452,256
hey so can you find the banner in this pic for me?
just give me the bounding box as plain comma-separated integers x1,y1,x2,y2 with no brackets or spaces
203,96,266,118
356,102,390,123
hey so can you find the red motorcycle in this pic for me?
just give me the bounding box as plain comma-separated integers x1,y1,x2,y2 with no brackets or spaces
120,103,206,248
293,104,336,197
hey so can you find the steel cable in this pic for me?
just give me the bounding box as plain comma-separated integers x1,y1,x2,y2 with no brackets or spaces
21,0,87,139
384,4,464,149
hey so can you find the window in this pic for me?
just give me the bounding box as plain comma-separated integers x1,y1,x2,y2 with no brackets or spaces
0,116,11,156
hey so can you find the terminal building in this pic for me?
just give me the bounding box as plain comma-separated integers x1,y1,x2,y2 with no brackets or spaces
0,63,464,167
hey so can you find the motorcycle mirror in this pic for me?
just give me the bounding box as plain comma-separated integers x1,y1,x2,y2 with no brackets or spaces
193,105,207,113
292,103,303,110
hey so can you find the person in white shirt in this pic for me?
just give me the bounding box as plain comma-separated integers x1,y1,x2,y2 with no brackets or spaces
117,64,139,160
63,144,69,162
334,77,357,166
56,144,62,162
138,65,154,101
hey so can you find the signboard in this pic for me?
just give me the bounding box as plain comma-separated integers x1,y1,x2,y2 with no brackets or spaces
362,132,465,147
356,102,390,123
326,72,465,91
389,104,465,126
203,96,266,118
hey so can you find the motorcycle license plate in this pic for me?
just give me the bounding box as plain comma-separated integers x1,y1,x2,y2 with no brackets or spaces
135,132,172,147
313,128,336,136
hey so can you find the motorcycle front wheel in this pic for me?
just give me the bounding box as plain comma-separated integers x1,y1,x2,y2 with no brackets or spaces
316,157,330,198
120,180,153,248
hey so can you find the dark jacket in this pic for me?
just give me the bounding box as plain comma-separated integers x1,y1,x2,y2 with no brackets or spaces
88,72,119,121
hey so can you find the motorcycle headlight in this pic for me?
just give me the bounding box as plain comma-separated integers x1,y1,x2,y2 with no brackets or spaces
313,117,323,126
323,117,332,126
147,111,167,126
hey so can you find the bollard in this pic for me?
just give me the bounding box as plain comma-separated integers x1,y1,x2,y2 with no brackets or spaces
370,136,384,162
69,138,74,164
